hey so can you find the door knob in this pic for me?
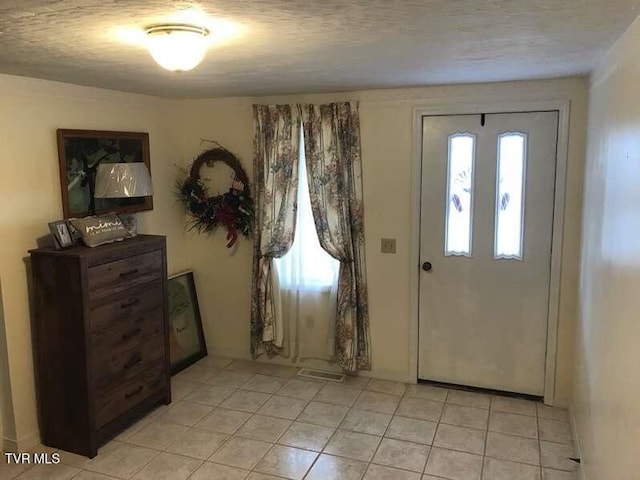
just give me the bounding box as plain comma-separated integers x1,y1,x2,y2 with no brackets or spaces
422,261,433,272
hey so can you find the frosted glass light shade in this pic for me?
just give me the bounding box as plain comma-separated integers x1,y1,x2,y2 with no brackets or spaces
146,24,209,71
94,163,153,198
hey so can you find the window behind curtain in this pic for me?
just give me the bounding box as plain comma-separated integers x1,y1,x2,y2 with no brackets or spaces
274,132,339,291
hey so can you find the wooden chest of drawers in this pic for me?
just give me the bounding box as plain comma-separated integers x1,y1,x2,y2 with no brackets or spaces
29,235,171,457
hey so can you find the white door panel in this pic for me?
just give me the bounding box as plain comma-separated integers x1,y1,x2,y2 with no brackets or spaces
418,112,558,395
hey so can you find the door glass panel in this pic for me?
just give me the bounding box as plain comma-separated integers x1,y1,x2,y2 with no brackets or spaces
445,133,475,257
495,132,527,260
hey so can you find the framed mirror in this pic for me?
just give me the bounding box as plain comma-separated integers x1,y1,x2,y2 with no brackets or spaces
57,129,153,218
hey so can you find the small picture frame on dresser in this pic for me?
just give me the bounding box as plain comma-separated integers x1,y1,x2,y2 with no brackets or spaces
48,220,75,249
168,270,207,375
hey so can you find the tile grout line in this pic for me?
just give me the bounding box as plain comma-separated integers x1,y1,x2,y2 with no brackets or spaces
52,359,570,480
141,388,236,480
323,382,375,478
249,368,345,478
423,385,450,476
84,442,162,479
537,404,544,480
190,366,280,477
274,379,322,480
364,382,407,476
243,368,304,477
479,396,494,480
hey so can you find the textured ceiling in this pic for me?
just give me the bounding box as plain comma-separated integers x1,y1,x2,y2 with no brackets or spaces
0,0,639,98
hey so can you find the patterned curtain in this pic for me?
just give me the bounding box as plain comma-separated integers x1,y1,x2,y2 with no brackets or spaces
300,102,370,371
251,104,301,358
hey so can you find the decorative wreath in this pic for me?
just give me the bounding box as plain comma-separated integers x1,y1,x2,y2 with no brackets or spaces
177,143,254,248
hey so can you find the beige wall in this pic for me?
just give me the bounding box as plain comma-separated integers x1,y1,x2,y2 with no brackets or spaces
0,73,587,450
0,74,188,448
572,16,640,480
177,77,588,406
0,278,10,448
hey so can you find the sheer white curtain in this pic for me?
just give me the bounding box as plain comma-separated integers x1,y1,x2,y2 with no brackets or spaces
273,131,340,362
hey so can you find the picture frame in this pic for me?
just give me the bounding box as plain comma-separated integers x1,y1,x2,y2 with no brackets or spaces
168,270,207,374
56,129,153,219
48,220,75,249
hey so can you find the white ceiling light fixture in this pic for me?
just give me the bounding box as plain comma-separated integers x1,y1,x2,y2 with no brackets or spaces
145,24,210,72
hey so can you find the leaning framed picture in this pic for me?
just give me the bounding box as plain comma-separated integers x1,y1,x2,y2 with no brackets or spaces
57,129,153,219
168,270,207,374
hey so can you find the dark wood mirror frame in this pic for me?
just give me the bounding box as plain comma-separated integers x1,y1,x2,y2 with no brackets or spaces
57,129,153,219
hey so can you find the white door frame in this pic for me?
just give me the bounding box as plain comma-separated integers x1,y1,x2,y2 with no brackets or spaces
409,99,570,405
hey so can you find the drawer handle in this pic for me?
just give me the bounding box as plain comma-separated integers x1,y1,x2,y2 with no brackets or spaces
120,299,140,309
122,327,142,341
123,355,143,370
124,385,143,399
119,269,139,278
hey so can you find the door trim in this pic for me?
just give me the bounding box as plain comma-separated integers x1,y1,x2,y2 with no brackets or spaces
409,100,570,406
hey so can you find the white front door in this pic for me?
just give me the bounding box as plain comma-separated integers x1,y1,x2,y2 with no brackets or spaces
418,111,558,395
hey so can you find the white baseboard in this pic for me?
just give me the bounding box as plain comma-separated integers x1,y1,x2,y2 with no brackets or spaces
3,430,40,453
206,345,248,361
354,368,412,383
569,407,586,480
205,345,413,383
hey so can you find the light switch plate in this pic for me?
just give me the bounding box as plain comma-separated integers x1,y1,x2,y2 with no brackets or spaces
381,238,396,254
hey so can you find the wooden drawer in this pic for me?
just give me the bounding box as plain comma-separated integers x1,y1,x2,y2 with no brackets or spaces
91,306,163,355
93,334,165,392
89,280,163,332
95,365,166,429
88,251,162,303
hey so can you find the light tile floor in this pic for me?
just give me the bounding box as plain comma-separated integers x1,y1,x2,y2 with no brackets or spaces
1,357,579,480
